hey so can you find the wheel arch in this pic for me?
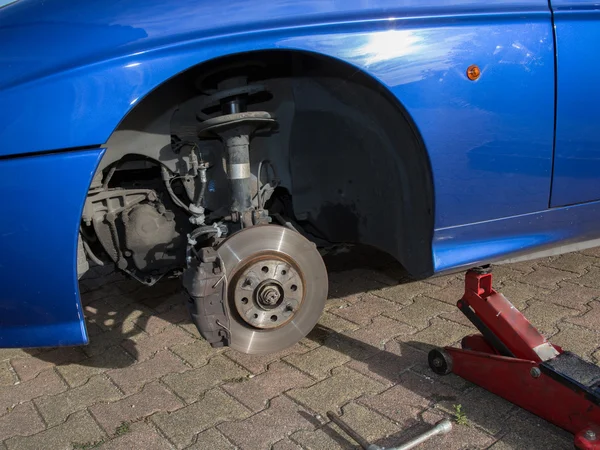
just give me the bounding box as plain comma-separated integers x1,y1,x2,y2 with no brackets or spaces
102,48,435,278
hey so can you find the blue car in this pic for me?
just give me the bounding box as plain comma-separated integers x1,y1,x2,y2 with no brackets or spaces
1,0,599,354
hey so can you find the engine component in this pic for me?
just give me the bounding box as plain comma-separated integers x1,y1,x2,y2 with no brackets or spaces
84,187,189,285
196,76,277,227
183,225,328,354
123,203,183,273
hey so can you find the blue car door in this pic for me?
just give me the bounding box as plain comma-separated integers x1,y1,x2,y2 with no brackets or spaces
550,0,600,206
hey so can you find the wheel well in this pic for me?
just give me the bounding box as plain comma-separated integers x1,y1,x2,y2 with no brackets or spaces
102,50,435,277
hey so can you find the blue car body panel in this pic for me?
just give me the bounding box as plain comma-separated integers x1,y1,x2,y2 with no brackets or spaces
0,0,598,347
0,0,555,230
549,1,600,206
0,149,104,347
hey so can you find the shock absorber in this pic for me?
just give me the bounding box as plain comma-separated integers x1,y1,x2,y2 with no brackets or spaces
196,75,276,227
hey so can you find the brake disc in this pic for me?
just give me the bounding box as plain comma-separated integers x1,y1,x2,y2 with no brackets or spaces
217,225,328,354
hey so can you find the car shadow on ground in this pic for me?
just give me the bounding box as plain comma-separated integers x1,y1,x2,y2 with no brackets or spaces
26,244,417,369
304,324,463,449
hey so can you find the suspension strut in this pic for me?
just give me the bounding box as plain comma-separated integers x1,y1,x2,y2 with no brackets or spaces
197,76,276,227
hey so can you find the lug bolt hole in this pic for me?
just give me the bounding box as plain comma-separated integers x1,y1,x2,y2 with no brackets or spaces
290,285,298,292
253,313,258,319
262,266,269,273
281,270,287,275
270,315,278,322
241,297,248,304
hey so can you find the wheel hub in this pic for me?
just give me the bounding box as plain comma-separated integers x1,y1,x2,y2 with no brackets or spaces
233,258,304,329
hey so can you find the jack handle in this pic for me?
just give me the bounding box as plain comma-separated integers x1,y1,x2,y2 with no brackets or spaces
327,411,452,450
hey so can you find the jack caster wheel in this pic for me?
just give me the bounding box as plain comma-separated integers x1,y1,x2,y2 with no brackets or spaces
428,348,453,375
217,225,328,354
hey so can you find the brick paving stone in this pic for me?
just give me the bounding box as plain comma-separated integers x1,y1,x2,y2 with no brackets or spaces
4,410,105,450
439,309,478,329
321,331,380,362
316,312,361,334
521,300,579,335
328,269,390,298
407,318,473,352
284,346,350,379
343,316,416,350
566,300,600,330
11,347,87,382
121,325,195,362
35,375,123,427
336,403,397,443
593,349,600,364
0,369,66,413
108,351,188,394
497,259,539,274
425,277,468,304
331,294,400,326
423,273,460,288
86,322,105,338
83,326,141,358
98,422,173,450
545,281,600,311
84,298,151,330
384,296,454,330
186,428,235,450
0,363,14,387
223,362,313,412
436,386,514,434
170,339,224,369
581,246,600,258
359,370,460,426
138,305,189,335
81,284,132,308
134,281,183,311
573,267,600,289
489,409,572,450
324,296,357,312
225,343,308,374
287,366,385,416
272,438,304,450
0,403,45,441
178,321,202,339
151,388,250,449
346,340,424,387
400,409,495,450
551,323,600,359
162,355,248,403
542,252,599,274
524,266,578,288
0,349,40,362
291,426,354,449
57,346,135,387
218,396,315,450
372,281,442,306
495,280,548,309
89,381,183,433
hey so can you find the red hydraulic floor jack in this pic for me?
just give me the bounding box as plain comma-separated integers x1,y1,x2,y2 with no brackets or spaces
428,268,600,449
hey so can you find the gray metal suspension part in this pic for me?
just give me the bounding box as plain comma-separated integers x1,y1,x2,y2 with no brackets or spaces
196,76,276,227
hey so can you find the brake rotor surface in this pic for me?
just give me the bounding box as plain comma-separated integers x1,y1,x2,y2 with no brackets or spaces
217,225,328,354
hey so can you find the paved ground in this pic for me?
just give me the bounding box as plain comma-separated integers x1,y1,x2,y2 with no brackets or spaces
2,247,600,450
